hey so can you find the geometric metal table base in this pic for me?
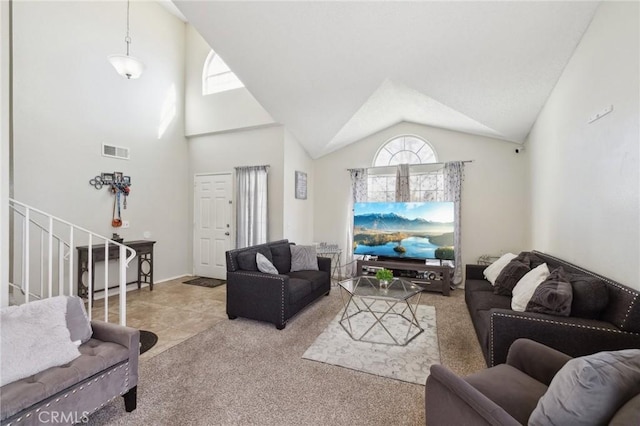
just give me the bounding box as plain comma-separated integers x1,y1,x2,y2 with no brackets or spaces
338,276,424,346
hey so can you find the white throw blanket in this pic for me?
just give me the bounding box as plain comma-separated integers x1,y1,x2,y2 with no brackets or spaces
0,296,81,387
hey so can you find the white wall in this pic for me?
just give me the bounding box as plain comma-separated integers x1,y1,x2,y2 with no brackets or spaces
12,1,190,283
1,0,10,307
189,126,286,252
314,121,530,274
527,1,639,289
283,129,314,244
184,24,275,137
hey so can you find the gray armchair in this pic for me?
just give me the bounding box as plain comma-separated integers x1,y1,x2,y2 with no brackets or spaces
425,338,640,425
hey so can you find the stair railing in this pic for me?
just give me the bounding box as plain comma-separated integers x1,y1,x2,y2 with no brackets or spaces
9,198,136,325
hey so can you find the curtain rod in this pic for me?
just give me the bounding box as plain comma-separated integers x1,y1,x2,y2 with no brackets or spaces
347,160,473,172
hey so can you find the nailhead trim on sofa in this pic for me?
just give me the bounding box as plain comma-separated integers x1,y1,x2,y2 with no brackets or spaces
5,362,130,425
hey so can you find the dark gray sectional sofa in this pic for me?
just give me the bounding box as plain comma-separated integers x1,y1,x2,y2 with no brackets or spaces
465,250,640,366
225,239,331,330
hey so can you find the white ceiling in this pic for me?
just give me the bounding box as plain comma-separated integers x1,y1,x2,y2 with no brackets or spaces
174,1,600,159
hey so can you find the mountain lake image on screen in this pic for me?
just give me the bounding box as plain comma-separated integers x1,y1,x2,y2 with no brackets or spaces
353,201,454,260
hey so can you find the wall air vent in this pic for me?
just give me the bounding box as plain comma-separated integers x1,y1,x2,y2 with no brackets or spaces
102,143,130,160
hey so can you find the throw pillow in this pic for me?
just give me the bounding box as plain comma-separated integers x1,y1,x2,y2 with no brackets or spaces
256,252,279,275
66,295,92,345
569,274,609,320
513,251,545,268
525,267,573,317
483,252,517,285
270,243,293,274
511,263,550,312
529,349,640,426
237,247,273,271
0,296,81,386
290,245,319,272
493,260,530,296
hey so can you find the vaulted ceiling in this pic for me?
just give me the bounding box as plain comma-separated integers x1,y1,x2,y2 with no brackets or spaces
174,1,600,159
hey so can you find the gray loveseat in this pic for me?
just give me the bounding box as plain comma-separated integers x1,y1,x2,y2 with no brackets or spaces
226,239,331,329
466,250,640,366
0,298,139,426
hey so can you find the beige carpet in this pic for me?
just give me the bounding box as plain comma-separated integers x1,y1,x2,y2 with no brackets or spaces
88,289,485,425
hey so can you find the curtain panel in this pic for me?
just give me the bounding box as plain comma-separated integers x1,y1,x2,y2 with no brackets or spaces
395,164,411,202
346,169,368,277
235,165,269,249
444,161,465,286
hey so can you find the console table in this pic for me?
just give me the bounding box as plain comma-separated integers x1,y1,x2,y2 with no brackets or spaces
356,259,452,296
77,240,156,301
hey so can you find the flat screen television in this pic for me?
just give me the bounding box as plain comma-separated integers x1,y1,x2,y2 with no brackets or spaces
353,201,454,261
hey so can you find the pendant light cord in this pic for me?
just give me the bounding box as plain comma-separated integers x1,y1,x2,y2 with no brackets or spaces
125,0,131,56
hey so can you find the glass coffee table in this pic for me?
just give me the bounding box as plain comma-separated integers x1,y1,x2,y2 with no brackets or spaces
337,276,424,346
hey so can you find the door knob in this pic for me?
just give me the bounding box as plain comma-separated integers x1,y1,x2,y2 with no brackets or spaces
225,232,230,236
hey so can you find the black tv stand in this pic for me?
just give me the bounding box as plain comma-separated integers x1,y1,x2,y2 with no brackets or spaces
356,259,452,296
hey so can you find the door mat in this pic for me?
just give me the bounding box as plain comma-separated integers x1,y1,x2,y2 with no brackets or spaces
182,277,226,288
140,330,159,355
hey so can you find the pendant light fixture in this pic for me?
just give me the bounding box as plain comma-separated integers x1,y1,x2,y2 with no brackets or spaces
108,0,144,79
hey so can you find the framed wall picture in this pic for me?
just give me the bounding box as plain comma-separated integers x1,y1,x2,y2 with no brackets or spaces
123,176,131,185
113,172,123,183
295,171,307,200
101,173,114,184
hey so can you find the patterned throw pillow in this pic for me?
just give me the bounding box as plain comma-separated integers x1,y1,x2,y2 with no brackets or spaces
483,253,517,285
256,252,279,275
511,263,550,312
493,260,530,296
290,245,319,272
526,267,573,317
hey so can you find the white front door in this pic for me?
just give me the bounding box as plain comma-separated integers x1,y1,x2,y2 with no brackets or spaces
193,174,233,279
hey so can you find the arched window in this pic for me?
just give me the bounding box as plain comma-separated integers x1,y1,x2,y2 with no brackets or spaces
369,136,442,202
202,50,244,95
373,135,437,166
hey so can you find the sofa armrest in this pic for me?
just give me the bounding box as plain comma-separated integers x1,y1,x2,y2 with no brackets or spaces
489,309,640,366
505,338,571,385
426,364,520,426
90,320,139,388
466,264,488,281
317,256,331,275
226,270,290,328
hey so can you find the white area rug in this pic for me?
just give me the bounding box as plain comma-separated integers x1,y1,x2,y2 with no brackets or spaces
302,303,440,385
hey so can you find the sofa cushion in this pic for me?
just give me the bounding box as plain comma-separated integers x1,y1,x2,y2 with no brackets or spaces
494,260,530,296
529,348,640,426
256,252,279,275
466,292,512,314
569,274,609,320
465,364,548,425
288,270,328,289
0,338,129,420
483,253,517,285
0,296,81,387
511,263,550,312
526,267,573,317
465,279,493,294
290,245,319,272
270,243,292,274
237,247,273,272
